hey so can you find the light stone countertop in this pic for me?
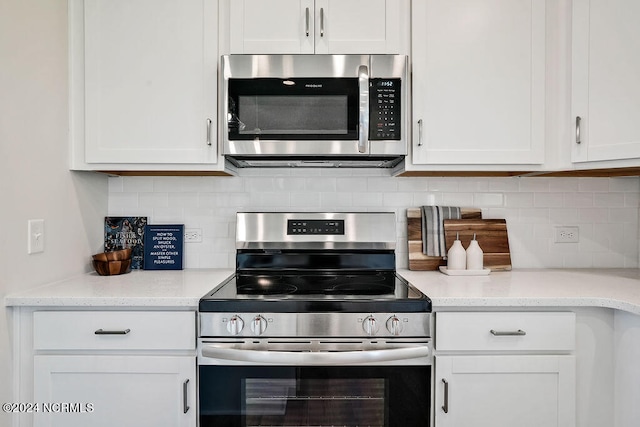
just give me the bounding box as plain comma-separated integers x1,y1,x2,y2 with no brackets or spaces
4,269,234,308
400,268,640,315
5,268,640,315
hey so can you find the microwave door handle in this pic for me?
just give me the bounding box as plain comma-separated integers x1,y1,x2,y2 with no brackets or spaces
201,345,429,365
358,65,369,154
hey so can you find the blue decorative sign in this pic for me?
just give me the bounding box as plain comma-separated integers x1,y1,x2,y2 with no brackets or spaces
143,225,184,270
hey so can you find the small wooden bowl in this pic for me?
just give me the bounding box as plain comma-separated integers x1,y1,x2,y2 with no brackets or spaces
92,248,132,262
92,259,132,276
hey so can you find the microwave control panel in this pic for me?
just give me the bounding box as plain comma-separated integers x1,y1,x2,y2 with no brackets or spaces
369,78,401,140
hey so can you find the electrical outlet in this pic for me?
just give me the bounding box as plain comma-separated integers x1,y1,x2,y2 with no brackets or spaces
184,228,202,243
554,226,579,243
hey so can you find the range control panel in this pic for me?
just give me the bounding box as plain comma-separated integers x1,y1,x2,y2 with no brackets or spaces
287,219,345,235
369,78,401,140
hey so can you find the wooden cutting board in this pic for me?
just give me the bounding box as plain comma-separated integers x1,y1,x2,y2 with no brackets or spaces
407,208,482,270
443,219,512,271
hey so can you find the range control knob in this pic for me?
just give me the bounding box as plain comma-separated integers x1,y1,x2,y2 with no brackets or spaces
250,315,268,336
386,316,403,336
362,316,379,336
226,315,244,335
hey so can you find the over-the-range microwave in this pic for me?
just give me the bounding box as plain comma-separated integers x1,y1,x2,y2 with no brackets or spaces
220,54,408,168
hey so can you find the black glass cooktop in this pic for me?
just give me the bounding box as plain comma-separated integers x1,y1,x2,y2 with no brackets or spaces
199,271,432,313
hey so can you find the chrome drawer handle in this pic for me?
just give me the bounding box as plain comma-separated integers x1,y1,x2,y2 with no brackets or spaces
183,379,190,414
575,116,581,144
94,328,131,335
305,7,310,37
490,329,526,336
441,379,449,413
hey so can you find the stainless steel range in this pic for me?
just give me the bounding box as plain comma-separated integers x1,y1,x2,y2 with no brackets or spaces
198,212,432,427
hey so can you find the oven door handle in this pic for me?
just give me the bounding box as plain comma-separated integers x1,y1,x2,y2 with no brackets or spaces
201,345,429,365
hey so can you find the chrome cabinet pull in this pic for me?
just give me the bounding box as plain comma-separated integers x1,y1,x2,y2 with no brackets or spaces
183,379,190,414
490,329,526,336
441,379,449,413
320,8,324,37
94,328,130,335
206,118,212,146
417,119,423,146
357,65,369,154
575,116,582,144
305,7,310,37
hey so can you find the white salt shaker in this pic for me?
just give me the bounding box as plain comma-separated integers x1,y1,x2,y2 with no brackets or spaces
447,233,466,270
466,233,484,270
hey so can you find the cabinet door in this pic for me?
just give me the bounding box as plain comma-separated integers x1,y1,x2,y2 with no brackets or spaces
229,0,315,54
435,355,575,427
82,0,217,164
411,0,545,165
571,0,640,162
314,0,405,54
34,355,195,427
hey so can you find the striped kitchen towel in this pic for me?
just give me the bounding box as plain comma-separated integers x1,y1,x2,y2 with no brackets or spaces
421,206,461,257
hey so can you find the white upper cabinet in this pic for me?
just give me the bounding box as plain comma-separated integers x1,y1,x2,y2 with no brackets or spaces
229,0,407,54
411,0,546,167
70,0,219,168
571,0,640,163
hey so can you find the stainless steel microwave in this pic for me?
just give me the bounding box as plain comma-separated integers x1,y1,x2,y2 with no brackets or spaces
220,54,408,168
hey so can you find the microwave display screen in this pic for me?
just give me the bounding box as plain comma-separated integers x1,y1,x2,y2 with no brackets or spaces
238,95,348,135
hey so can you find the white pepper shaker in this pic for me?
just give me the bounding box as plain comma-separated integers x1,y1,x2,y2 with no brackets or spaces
447,232,466,270
466,233,484,270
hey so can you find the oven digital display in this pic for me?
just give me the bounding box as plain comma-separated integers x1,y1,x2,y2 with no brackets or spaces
287,219,345,235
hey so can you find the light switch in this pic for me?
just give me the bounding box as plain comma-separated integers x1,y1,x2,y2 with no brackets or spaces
28,219,44,254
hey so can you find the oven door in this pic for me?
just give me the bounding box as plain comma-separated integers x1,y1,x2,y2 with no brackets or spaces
198,339,431,427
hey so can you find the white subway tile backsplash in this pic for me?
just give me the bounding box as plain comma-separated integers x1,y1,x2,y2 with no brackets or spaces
549,208,579,224
383,192,414,207
139,192,168,208
610,177,640,192
352,192,384,207
578,178,611,192
534,192,564,208
428,179,460,192
625,192,640,207
107,174,640,269
578,208,609,223
109,192,139,210
505,193,535,208
594,192,626,207
610,208,638,223
305,177,336,192
563,192,594,208
519,178,551,192
473,193,504,207
488,177,520,192
442,192,474,207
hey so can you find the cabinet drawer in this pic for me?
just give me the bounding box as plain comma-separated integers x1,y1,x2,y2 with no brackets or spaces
34,311,195,351
436,312,575,351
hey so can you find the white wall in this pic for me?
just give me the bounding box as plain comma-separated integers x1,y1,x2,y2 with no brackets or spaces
0,0,108,415
108,171,640,269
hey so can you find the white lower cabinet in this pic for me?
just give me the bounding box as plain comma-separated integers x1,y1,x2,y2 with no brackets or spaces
435,355,575,427
31,311,196,427
434,312,576,427
34,356,195,427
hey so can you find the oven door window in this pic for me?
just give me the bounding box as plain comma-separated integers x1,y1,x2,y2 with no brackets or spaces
227,78,359,141
199,365,430,427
